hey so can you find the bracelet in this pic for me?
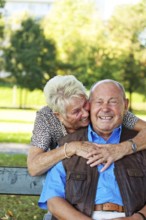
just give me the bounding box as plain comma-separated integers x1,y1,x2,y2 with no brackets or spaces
128,139,137,153
137,211,146,220
64,143,71,158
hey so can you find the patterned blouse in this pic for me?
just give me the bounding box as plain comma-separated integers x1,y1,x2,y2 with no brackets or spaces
31,106,138,151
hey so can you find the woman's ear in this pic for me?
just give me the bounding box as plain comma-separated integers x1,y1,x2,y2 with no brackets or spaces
54,112,62,121
54,112,59,118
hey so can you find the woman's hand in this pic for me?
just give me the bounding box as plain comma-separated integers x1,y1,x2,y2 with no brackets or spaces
75,141,98,158
86,141,131,172
72,141,132,172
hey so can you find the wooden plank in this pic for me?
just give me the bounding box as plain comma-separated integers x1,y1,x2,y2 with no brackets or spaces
0,167,46,195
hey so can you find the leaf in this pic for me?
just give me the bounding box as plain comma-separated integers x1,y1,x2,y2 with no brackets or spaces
7,210,13,217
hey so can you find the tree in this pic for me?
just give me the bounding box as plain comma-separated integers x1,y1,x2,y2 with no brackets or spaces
42,0,107,87
0,0,5,72
3,17,57,91
106,0,146,110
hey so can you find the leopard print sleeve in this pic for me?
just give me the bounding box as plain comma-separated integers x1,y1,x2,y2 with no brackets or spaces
31,106,65,151
123,111,138,129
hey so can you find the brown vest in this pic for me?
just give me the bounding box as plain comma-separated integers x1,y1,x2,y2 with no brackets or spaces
52,127,146,219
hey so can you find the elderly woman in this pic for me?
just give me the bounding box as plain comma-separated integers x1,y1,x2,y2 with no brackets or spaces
27,75,146,176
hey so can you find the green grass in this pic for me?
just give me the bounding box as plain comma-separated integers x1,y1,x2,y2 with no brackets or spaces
1,195,46,220
0,108,36,123
0,153,27,166
0,132,31,143
0,108,34,143
0,86,46,108
0,154,46,220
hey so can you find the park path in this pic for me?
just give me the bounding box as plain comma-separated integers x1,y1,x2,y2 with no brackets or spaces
0,122,33,132
0,142,30,154
0,122,33,154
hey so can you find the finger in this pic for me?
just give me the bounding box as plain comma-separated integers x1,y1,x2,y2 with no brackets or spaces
88,160,101,167
86,150,102,158
87,157,106,167
99,161,112,172
87,154,103,164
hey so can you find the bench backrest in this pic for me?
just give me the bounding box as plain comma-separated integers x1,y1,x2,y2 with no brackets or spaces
0,167,46,196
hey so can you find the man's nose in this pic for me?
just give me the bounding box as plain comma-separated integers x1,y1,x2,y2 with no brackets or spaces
101,102,110,111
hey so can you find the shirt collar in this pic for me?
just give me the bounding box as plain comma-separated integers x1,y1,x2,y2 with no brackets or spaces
88,124,122,144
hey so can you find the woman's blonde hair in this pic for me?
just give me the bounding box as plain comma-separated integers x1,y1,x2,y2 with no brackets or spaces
44,75,87,114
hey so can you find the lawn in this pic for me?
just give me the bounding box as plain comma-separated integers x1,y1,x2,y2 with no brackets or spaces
0,108,35,144
0,85,45,109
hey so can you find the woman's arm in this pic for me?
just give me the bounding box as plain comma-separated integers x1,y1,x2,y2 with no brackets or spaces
27,141,98,176
28,107,98,176
133,118,146,131
86,117,146,172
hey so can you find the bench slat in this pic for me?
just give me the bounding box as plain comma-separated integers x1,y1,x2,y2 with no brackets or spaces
0,167,46,196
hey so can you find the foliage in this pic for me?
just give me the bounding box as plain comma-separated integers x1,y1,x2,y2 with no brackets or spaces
0,15,5,72
98,0,146,109
3,17,57,91
42,0,107,87
1,0,146,105
41,0,146,96
0,0,5,8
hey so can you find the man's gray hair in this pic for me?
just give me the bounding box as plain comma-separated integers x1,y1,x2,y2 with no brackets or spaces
44,75,87,114
89,79,126,100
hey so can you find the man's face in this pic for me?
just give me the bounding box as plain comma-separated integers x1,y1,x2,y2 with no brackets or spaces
89,82,128,139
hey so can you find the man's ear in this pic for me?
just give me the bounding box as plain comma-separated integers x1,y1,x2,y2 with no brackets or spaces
125,98,129,111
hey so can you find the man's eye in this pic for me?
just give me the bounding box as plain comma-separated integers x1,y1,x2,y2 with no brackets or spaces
109,100,118,104
96,101,103,105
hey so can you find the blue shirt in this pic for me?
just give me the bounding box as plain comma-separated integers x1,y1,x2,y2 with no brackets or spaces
88,124,123,205
38,125,123,210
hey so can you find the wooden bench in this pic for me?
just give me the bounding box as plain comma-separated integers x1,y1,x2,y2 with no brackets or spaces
0,166,46,195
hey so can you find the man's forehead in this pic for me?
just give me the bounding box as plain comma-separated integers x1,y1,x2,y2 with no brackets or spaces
93,82,123,94
93,95,119,99
94,81,118,89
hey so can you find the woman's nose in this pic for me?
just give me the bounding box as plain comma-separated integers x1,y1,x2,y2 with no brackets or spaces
82,108,89,117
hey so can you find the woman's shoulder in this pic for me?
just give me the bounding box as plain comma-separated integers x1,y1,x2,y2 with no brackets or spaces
36,106,60,125
37,105,54,116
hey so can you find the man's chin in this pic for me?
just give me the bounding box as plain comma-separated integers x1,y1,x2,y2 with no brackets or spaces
97,125,114,133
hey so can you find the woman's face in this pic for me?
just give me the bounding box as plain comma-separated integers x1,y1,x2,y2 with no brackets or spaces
58,96,90,133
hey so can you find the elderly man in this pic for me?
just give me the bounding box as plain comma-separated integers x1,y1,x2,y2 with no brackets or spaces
38,79,146,220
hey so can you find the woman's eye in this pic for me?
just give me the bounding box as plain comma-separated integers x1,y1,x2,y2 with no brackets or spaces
73,110,80,115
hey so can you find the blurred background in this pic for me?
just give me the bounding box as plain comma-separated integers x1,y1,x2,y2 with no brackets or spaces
0,0,146,219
